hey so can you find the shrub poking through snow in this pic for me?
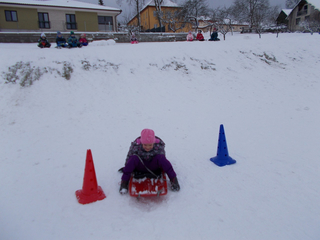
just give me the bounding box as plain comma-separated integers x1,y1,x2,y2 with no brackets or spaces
2,61,74,86
2,61,45,87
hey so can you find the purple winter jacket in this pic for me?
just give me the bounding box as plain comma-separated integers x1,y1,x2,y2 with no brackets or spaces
121,154,177,182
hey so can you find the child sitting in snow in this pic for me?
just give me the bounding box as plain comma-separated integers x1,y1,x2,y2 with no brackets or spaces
56,31,68,48
119,129,180,194
196,30,205,41
130,32,138,44
37,33,51,48
209,28,220,41
79,33,88,46
67,31,82,48
186,31,194,41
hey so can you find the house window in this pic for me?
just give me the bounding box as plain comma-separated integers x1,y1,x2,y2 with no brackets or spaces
5,10,18,22
296,18,300,25
98,16,113,31
153,11,158,17
297,5,308,16
154,24,157,28
305,15,310,21
66,14,77,29
38,12,50,29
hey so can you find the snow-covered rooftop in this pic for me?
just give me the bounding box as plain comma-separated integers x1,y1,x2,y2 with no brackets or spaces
291,0,320,11
143,0,178,8
282,9,292,16
0,0,121,11
140,0,179,13
287,0,320,17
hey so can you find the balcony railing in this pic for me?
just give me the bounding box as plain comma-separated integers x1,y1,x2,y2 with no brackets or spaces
297,10,307,16
66,22,77,30
38,21,50,29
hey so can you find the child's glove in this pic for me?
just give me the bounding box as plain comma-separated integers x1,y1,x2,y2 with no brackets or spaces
119,180,129,194
170,177,180,192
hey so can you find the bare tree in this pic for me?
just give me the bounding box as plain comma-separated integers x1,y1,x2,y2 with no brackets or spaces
254,4,271,38
162,9,187,32
154,0,164,31
205,7,234,40
285,0,300,8
117,0,145,31
230,0,279,38
267,5,283,37
180,0,209,32
231,0,270,31
299,11,320,34
216,7,234,39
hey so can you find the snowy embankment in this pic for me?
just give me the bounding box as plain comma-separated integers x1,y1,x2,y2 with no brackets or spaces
0,32,319,240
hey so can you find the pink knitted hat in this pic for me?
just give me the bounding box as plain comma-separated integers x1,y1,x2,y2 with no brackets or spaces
140,129,156,144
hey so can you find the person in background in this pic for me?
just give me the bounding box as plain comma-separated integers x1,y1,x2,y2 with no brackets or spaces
130,32,138,44
67,31,82,48
209,28,220,41
196,30,205,41
37,33,51,48
79,33,89,46
56,31,68,48
186,31,194,41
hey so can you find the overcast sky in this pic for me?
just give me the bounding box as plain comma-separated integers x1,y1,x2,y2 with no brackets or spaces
78,0,286,21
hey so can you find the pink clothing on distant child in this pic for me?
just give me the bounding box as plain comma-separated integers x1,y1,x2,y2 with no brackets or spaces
130,33,138,44
79,38,88,44
186,31,193,41
79,34,88,46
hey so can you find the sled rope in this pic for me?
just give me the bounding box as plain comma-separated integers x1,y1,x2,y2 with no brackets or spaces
133,154,159,178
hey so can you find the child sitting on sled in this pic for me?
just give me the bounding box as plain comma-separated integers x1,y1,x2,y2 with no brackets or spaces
130,32,138,44
119,129,180,194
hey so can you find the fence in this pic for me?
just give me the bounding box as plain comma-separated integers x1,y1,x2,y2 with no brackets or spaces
0,32,189,43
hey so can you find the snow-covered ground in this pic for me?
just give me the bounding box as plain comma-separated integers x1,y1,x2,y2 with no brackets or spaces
0,32,319,240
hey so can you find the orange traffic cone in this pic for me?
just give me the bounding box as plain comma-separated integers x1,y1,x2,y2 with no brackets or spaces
75,149,106,204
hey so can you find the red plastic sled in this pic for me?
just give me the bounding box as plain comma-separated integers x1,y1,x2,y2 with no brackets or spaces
129,172,168,197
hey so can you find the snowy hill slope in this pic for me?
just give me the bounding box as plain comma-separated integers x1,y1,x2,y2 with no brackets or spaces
0,33,319,240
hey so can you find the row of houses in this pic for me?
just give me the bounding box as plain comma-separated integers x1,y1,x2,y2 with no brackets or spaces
129,0,320,33
129,1,320,34
127,0,248,33
0,0,248,34
0,0,319,34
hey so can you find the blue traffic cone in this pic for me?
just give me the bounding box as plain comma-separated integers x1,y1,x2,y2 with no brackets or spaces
210,124,236,167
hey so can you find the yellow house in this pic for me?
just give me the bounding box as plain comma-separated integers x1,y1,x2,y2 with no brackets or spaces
0,0,121,32
127,0,191,32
